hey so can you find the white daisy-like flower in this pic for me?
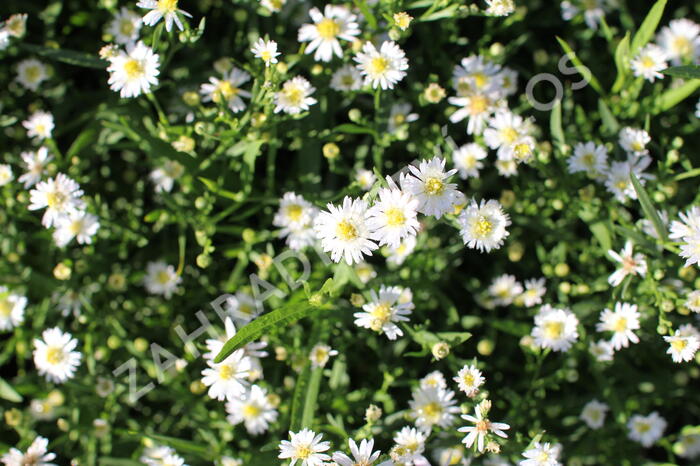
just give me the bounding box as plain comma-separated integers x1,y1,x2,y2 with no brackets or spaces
561,0,609,30
278,428,331,466
454,364,484,397
354,285,414,340
332,438,381,466
604,155,653,203
388,103,418,133
679,323,700,340
55,289,84,318
678,432,700,459
685,290,700,313
107,41,160,98
0,286,26,332
391,427,429,465
140,445,187,466
273,192,318,251
107,7,143,44
251,38,280,66
19,147,52,188
331,64,363,92
657,19,700,65
143,261,181,299
580,399,609,430
531,304,579,352
225,291,260,327
453,143,488,179
519,278,546,307
400,157,461,219
33,327,82,384
136,0,191,32
420,370,447,389
631,44,668,82
448,89,500,136
663,329,700,363
355,168,377,191
23,111,54,141
458,401,510,453
28,173,85,228
619,127,651,156
567,141,608,176
225,384,278,435
309,343,338,368
409,385,460,431
52,211,100,247
627,412,666,448
298,5,360,62
260,0,286,13
589,339,615,362
0,164,13,186
671,207,700,240
495,157,518,177
452,54,504,96
150,159,185,193
458,198,510,253
1,436,57,466
354,262,377,284
274,76,317,115
16,58,48,91
607,241,647,287
519,441,562,466
5,13,28,39
200,67,251,112
201,348,251,401
354,40,408,90
314,196,378,265
483,111,528,159
485,0,515,16
386,235,417,266
488,274,523,306
596,302,640,350
366,179,419,248
678,234,700,268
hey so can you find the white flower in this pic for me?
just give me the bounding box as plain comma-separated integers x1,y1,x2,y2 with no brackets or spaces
298,5,360,62
143,261,181,299
678,234,700,268
354,40,408,90
309,343,338,368
400,157,461,219
16,58,48,91
678,432,700,459
627,412,666,448
0,287,26,332
657,19,700,65
260,0,285,13
685,290,700,313
332,438,381,466
580,400,609,430
388,103,418,133
355,262,377,284
355,168,377,191
485,0,515,16
458,401,510,453
274,76,317,114
1,436,57,466
670,206,700,240
519,278,546,307
619,127,651,156
314,196,378,265
19,147,52,188
454,364,484,397
225,291,260,326
33,328,81,384
663,329,699,363
278,429,331,466
589,339,615,362
354,285,413,339
483,111,529,160
28,173,85,228
409,385,460,431
0,29,8,51
225,384,278,435
5,13,28,38
366,179,419,248
251,38,280,66
631,44,668,82
488,274,523,306
531,304,579,352
0,164,13,186
458,198,510,253
150,160,185,193
201,348,251,401
453,143,488,179
331,64,363,92
448,90,499,136
519,441,562,466
452,54,504,96
137,0,191,32
107,8,143,44
140,445,187,466
567,142,608,175
107,41,160,98
53,211,100,247
420,370,447,389
200,67,251,112
604,155,653,203
561,0,608,30
391,427,428,464
386,235,417,266
596,302,641,350
273,192,318,250
495,158,518,177
23,111,54,140
607,241,647,287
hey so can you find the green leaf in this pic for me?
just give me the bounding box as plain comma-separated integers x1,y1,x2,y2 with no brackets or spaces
99,459,143,466
290,363,311,432
549,101,565,150
198,177,245,202
66,128,98,159
420,4,460,22
0,377,22,403
246,452,281,466
333,123,377,137
353,0,377,29
588,221,613,251
630,0,668,56
555,37,604,95
653,79,700,113
301,367,323,429
661,65,700,80
19,43,107,69
630,172,667,242
598,99,619,134
612,32,631,93
214,301,334,363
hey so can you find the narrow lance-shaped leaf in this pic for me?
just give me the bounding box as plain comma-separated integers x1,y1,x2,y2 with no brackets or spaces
555,37,604,95
630,0,668,56
661,65,700,80
630,172,667,242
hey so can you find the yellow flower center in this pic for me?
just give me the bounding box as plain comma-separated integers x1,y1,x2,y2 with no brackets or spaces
69,220,84,235
538,451,551,462
215,81,239,102
239,304,253,316
219,364,235,380
0,299,12,317
123,59,144,79
636,422,651,433
242,403,261,418
500,127,519,144
393,114,406,126
35,124,46,136
157,0,178,13
119,19,135,36
316,18,340,40
631,141,644,152
156,270,171,285
615,179,628,191
260,50,273,62
370,303,391,331
26,66,41,83
463,373,475,386
473,217,493,238
514,143,533,161
283,86,304,106
641,56,656,69
46,191,66,209
368,57,389,76
286,204,303,222
341,74,356,86
671,338,688,352
424,177,445,195
673,37,691,56
336,220,358,241
269,0,284,9
296,445,312,459
46,347,64,365
422,401,443,420
385,207,406,227
469,95,488,115
544,321,564,339
581,152,596,167
312,347,329,364
472,72,488,89
612,317,627,333
475,419,491,433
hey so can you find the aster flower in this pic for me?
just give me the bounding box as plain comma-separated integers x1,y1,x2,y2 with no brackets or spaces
200,67,251,112
580,400,609,430
354,40,408,90
400,157,461,219
331,64,363,91
273,192,318,251
409,385,460,431
251,38,280,66
663,329,700,363
387,103,418,133
627,412,666,447
28,173,85,228
531,304,579,352
297,5,360,62
519,278,547,307
143,261,181,299
420,370,447,389
454,364,484,397
23,111,54,141
52,211,100,247
0,164,13,186
0,286,27,332
18,147,51,188
607,241,647,287
314,196,378,265
458,400,510,453
16,58,48,91
453,143,488,179
657,19,700,65
630,44,668,82
278,429,331,466
596,302,641,350
567,142,608,176
33,328,82,384
604,155,653,203
618,127,651,156
488,274,523,306
1,436,57,466
519,441,562,466
390,427,429,464
308,343,338,368
136,0,192,32
201,349,251,401
150,160,185,193
225,384,278,435
458,198,510,252
107,41,160,98
332,438,381,466
354,285,414,339
107,8,142,44
386,235,417,266
274,76,317,115
366,178,420,248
